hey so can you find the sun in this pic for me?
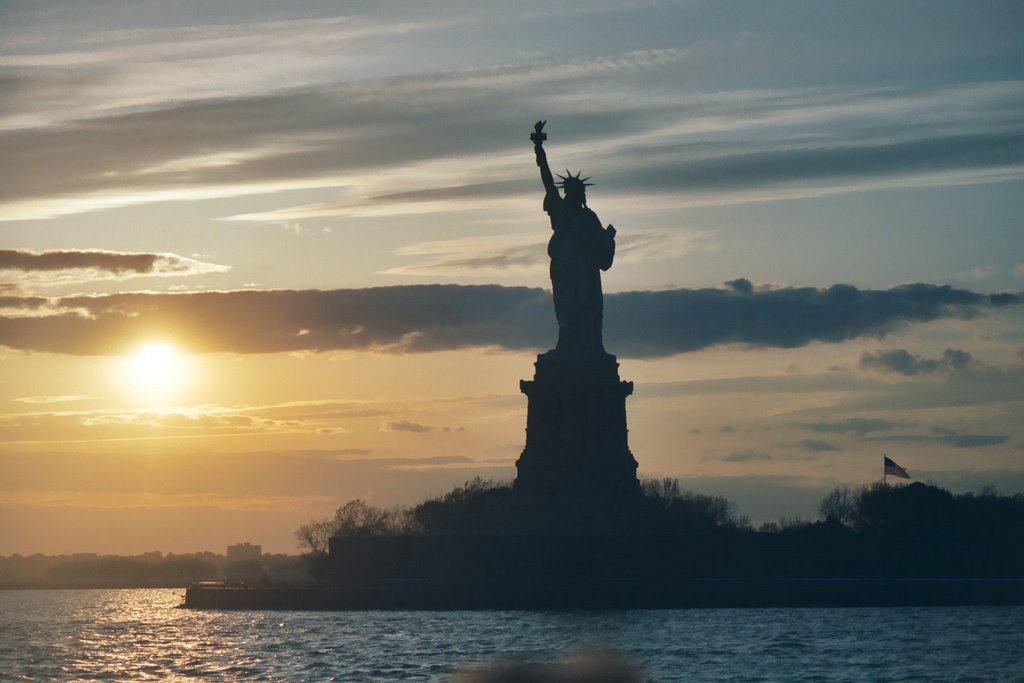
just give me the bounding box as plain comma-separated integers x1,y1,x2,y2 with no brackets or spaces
121,342,187,398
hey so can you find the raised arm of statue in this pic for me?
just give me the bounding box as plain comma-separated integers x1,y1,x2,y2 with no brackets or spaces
531,120,559,201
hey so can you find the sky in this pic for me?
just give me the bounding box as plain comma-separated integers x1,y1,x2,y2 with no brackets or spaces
1,0,1022,555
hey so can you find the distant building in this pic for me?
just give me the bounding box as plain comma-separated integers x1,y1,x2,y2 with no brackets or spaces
226,542,261,562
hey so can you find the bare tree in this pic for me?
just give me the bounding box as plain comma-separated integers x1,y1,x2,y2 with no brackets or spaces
332,499,404,537
640,477,682,499
819,484,858,525
294,518,334,555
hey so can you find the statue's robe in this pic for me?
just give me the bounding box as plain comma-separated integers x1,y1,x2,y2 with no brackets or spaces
544,192,615,357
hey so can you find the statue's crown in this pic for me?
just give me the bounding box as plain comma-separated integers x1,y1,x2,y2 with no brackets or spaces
556,169,594,191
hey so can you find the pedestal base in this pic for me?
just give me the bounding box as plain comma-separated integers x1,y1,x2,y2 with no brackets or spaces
514,353,640,497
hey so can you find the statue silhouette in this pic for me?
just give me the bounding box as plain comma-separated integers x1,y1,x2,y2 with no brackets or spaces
532,120,616,358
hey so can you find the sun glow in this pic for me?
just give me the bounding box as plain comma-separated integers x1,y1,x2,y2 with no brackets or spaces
121,342,188,399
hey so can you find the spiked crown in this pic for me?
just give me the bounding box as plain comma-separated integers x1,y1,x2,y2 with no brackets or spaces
556,169,593,195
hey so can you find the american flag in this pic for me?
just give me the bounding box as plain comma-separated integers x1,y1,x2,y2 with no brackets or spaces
884,455,910,479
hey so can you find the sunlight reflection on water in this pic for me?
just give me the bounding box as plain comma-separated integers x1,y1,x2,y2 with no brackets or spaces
1,589,1022,681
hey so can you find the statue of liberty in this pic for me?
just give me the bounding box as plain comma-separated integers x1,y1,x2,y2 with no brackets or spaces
531,120,617,358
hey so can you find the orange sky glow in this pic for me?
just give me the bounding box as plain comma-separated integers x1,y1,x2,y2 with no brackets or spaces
2,2,1022,555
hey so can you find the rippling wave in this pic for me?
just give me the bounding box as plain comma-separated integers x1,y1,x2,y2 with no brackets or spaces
1,589,1021,681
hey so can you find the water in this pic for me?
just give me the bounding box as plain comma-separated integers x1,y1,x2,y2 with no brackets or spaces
1,590,1022,681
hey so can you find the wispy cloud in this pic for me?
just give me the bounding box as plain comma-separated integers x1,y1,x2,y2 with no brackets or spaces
78,408,306,432
0,13,458,128
384,229,714,276
796,439,842,452
644,373,877,398
0,249,228,290
0,489,340,512
798,417,906,436
0,395,512,445
0,449,507,500
962,265,999,279
722,451,773,462
865,429,1010,449
13,395,98,405
381,420,433,434
385,234,546,277
2,49,1020,221
840,363,1024,412
720,450,818,462
860,347,972,376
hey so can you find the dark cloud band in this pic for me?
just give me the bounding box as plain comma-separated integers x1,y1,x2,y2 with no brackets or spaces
605,283,1018,357
0,249,163,274
0,282,1017,357
0,249,227,281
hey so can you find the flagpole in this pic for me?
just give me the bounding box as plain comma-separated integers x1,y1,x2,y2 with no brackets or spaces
883,453,887,487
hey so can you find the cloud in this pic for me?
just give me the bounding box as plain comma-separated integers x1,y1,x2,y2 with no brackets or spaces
970,265,998,279
722,451,773,462
2,56,1021,221
0,282,1018,357
0,446,516,553
644,372,878,398
929,427,1012,449
13,395,97,404
910,469,1024,495
864,427,1010,449
381,420,433,433
615,230,716,265
0,249,228,288
1,249,164,274
0,12,458,128
840,362,1024,412
385,229,714,276
605,283,1019,358
798,417,905,436
385,234,546,277
607,131,1024,201
78,409,305,432
860,347,972,376
0,393,520,445
0,449,508,500
797,439,842,452
0,285,552,356
724,278,753,294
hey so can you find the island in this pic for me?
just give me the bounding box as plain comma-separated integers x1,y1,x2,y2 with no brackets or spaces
184,123,1024,610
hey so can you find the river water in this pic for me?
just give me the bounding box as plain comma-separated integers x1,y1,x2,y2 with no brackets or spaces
1,589,1021,681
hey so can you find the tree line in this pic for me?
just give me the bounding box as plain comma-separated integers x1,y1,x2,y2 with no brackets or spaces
297,478,1024,577
296,476,752,554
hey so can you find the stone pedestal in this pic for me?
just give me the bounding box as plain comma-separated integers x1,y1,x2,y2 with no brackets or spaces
514,353,641,497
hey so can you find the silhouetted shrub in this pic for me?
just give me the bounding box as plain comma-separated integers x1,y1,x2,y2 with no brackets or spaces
411,477,513,534
296,499,415,553
296,478,515,549
640,477,750,532
332,499,414,537
813,481,1024,576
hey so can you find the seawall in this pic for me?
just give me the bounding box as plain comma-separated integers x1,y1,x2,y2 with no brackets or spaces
184,531,1024,610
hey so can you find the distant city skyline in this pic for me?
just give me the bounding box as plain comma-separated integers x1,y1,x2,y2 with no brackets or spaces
1,0,1022,554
